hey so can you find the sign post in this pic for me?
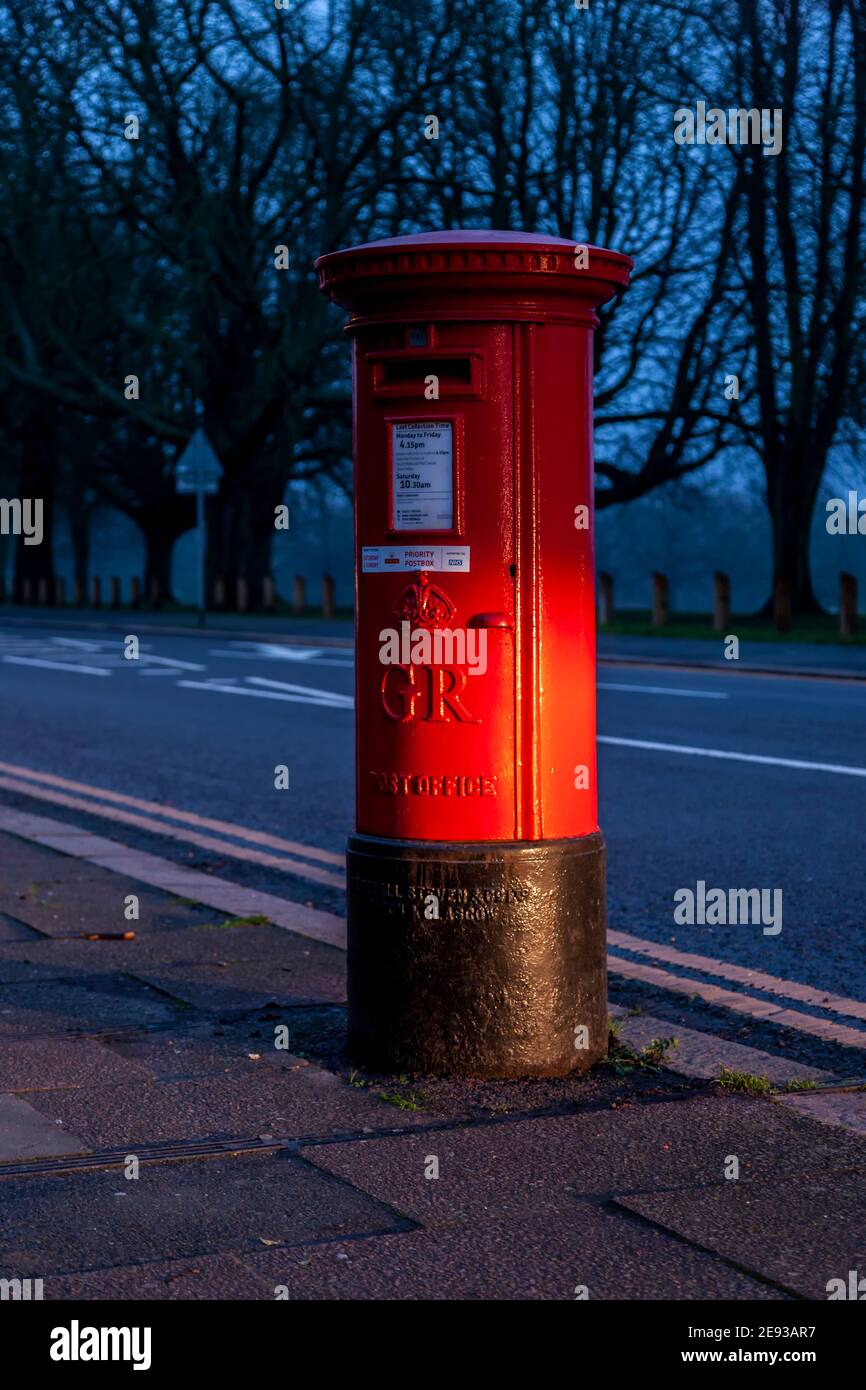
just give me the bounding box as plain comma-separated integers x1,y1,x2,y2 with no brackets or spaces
175,427,223,628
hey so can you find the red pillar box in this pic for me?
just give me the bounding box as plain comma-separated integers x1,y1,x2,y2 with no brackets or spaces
317,230,631,1077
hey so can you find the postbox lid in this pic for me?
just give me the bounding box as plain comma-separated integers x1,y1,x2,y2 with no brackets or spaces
316,229,632,323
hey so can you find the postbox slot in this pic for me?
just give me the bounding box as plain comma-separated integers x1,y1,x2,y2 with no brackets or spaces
369,352,483,398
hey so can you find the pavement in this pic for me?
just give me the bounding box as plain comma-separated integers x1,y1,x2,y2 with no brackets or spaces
0,821,865,1301
2,613,866,1301
600,632,866,679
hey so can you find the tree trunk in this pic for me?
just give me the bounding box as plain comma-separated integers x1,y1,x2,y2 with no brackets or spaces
14,403,56,601
209,484,280,611
140,512,183,607
242,494,280,611
761,467,823,617
207,491,241,608
66,500,91,606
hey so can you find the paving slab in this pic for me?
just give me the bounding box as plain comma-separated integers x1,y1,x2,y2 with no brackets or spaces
0,912,42,943
0,917,346,995
299,1096,866,1228
0,959,82,984
43,1253,274,1301
98,1029,301,1082
242,1206,787,1301
0,879,221,940
127,960,344,1013
22,1061,430,1148
0,978,184,1036
0,1037,153,1092
0,1150,409,1276
0,833,228,937
0,874,117,938
0,1094,88,1159
614,1174,866,1300
99,1010,351,1081
778,1089,866,1134
0,821,346,949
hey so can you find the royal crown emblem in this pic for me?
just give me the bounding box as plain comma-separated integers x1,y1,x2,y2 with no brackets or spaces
393,571,455,629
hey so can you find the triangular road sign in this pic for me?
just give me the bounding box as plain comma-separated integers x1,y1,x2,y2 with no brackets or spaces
176,428,223,493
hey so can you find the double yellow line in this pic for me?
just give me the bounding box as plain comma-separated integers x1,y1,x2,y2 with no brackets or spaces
0,761,345,890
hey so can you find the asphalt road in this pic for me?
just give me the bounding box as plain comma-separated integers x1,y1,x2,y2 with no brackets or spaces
0,621,863,1002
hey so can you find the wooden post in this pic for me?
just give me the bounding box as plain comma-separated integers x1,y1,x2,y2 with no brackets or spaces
130,577,141,608
213,577,226,609
110,576,121,607
37,577,49,606
90,576,101,608
599,572,614,626
713,571,730,632
840,572,858,637
55,577,66,607
262,575,276,612
73,578,82,607
322,574,335,618
21,578,32,605
773,576,791,633
651,572,668,627
149,577,161,609
236,576,248,613
292,575,306,616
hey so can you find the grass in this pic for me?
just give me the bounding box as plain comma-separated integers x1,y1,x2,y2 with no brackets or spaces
716,1068,821,1097
196,914,271,930
600,610,863,646
604,1031,680,1075
378,1089,424,1112
716,1067,774,1095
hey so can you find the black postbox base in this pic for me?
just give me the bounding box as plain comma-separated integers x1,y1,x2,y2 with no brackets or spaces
346,830,607,1079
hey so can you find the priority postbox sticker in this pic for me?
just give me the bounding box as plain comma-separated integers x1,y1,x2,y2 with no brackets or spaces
362,545,470,573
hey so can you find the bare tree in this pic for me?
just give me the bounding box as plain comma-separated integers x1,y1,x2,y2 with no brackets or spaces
712,0,866,613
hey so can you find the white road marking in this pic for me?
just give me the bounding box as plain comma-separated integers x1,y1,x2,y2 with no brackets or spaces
2,656,111,677
210,644,322,661
247,676,353,705
137,654,207,671
178,679,353,710
598,681,728,699
209,646,354,668
599,735,866,778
